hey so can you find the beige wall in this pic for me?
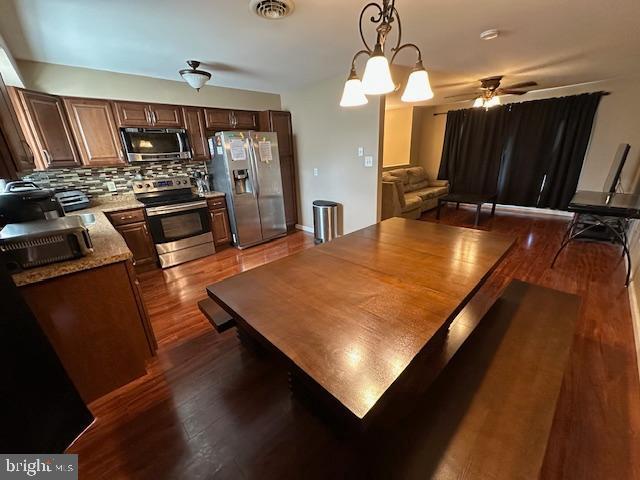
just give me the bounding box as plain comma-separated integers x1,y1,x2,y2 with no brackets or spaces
281,75,381,234
15,60,281,110
412,75,640,191
382,106,413,167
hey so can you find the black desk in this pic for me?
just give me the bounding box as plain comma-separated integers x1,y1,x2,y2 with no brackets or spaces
551,191,640,285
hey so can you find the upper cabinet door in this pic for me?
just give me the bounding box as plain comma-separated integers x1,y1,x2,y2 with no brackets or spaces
269,111,293,156
233,110,258,130
148,104,183,128
204,108,233,130
182,107,210,161
0,81,35,175
114,101,151,127
19,90,80,168
64,97,125,167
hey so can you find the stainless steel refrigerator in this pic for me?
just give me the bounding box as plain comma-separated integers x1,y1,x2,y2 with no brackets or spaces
208,131,286,249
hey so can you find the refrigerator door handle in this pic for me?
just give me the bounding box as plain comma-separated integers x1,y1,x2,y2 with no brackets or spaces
248,139,261,198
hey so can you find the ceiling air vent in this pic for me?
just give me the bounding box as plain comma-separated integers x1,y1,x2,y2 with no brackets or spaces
250,0,294,19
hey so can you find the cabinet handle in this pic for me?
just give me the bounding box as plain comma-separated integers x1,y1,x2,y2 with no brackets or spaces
42,149,52,165
143,224,149,235
151,111,157,125
145,110,151,125
118,148,124,160
120,215,134,220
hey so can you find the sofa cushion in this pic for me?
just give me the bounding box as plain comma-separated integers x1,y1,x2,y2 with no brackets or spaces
384,170,409,189
413,186,449,200
403,195,422,211
407,167,428,184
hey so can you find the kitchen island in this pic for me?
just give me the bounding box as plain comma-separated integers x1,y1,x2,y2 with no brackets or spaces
13,196,156,404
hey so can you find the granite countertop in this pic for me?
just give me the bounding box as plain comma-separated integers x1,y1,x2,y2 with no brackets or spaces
11,192,226,287
202,191,226,199
11,196,143,287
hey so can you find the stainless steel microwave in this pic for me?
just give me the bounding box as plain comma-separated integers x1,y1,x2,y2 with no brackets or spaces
120,127,192,162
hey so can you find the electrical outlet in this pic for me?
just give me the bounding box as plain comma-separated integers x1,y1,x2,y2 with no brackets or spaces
364,156,374,167
358,147,364,157
106,181,117,192
313,168,319,176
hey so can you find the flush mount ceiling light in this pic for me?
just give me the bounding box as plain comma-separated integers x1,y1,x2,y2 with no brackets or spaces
250,0,294,19
340,0,434,107
480,28,500,40
179,60,212,91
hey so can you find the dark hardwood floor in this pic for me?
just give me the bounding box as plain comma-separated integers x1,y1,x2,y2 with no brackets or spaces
69,206,640,479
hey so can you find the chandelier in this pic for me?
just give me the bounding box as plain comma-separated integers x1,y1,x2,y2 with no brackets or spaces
340,0,434,107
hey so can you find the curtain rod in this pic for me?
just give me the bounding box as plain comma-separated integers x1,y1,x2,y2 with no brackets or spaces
432,91,611,116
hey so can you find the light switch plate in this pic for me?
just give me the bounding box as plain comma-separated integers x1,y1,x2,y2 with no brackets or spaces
364,156,374,167
313,168,319,176
106,181,117,192
358,147,364,157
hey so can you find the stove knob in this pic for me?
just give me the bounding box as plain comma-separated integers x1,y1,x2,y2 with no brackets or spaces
136,184,143,189
145,183,151,188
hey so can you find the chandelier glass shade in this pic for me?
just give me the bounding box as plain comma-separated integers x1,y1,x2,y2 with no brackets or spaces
340,0,433,107
179,60,212,91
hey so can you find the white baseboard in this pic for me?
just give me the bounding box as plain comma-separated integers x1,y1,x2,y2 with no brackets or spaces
494,204,573,218
295,224,314,233
628,280,640,379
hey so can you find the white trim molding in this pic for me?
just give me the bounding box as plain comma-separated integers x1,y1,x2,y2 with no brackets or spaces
295,224,314,233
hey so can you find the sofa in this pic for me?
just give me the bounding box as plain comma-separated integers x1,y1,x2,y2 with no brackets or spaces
381,166,449,220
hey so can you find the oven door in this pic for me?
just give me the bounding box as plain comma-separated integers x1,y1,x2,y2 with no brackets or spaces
145,201,211,249
121,128,191,162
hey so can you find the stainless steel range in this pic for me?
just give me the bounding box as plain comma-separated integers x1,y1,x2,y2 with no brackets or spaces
133,176,214,268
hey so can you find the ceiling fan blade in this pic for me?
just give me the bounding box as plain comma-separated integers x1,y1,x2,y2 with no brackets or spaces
497,89,528,95
503,81,537,89
445,92,481,99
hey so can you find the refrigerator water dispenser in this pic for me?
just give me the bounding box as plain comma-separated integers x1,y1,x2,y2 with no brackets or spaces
233,169,252,194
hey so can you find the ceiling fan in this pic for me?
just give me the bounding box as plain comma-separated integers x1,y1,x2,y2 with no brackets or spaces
445,76,538,108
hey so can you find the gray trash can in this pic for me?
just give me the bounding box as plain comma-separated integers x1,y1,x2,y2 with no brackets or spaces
313,200,338,244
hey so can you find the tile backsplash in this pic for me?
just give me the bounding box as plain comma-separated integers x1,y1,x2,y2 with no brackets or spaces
20,161,208,198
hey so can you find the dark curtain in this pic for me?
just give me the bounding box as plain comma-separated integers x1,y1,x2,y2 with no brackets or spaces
438,106,509,195
498,92,603,209
438,92,604,209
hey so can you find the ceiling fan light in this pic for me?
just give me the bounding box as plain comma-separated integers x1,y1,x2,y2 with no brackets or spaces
361,46,395,95
485,95,501,108
401,64,434,103
340,74,368,107
179,60,212,91
473,97,485,108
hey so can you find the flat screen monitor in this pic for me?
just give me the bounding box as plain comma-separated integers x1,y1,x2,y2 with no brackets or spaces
603,143,631,193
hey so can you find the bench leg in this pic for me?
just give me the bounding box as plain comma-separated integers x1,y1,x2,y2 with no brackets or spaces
491,201,497,216
436,200,442,220
475,204,481,226
456,202,460,210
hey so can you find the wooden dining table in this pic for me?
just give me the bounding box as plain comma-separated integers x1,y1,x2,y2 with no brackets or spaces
207,217,514,426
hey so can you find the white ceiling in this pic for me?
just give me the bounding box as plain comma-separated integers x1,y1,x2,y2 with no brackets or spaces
1,0,639,98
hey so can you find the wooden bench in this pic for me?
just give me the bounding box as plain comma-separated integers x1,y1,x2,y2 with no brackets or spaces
197,297,235,332
384,280,580,479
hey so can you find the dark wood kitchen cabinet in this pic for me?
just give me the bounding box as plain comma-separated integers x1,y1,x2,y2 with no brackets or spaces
10,89,81,169
106,208,158,272
0,75,35,175
207,196,231,247
20,259,156,403
114,101,183,128
204,108,258,131
182,106,210,161
63,97,125,167
259,110,298,230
